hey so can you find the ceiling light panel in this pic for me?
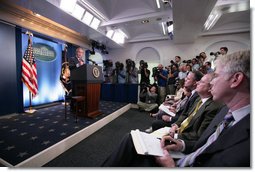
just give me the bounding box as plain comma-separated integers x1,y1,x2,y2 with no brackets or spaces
90,17,101,29
60,0,77,13
106,30,114,38
82,11,93,25
72,4,85,19
156,0,161,8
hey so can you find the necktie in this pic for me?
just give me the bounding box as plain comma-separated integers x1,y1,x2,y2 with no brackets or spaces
177,111,234,167
179,99,202,133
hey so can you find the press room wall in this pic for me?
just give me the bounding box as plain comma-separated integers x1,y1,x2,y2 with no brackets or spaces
106,32,250,66
0,22,21,116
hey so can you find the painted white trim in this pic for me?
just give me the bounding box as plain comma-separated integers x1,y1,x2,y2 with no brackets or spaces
14,104,131,167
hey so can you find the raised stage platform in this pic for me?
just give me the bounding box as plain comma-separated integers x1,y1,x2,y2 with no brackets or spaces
0,101,130,167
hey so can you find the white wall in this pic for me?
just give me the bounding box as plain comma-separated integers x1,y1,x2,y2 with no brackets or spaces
105,32,250,66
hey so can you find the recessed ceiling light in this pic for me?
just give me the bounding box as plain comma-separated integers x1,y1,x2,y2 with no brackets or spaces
141,20,149,24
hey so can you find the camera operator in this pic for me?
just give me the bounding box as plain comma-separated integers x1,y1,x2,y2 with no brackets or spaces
209,47,228,70
174,56,182,66
113,61,126,84
154,64,168,104
220,46,228,55
103,60,114,83
137,85,158,112
126,59,138,84
167,63,179,95
138,60,150,93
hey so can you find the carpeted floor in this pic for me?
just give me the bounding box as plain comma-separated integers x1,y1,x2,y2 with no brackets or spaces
0,101,127,166
44,108,154,167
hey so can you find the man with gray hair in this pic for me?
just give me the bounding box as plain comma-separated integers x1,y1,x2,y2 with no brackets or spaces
101,50,250,167
157,50,250,167
69,47,85,70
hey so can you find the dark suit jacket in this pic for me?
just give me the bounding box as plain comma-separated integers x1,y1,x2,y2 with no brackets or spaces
178,97,223,153
174,92,200,124
192,107,250,167
68,56,81,70
192,106,228,150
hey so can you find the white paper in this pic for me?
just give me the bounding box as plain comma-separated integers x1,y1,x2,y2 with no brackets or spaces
131,130,164,156
159,104,176,117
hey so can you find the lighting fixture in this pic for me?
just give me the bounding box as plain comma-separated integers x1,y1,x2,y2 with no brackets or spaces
141,20,149,24
156,0,161,8
112,32,125,44
106,30,114,38
72,4,85,19
166,21,173,33
204,11,221,31
167,25,173,33
161,22,166,35
82,11,93,25
90,17,101,29
80,0,107,21
60,0,77,13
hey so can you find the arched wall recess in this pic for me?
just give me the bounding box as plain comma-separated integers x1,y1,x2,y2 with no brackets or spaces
135,47,161,84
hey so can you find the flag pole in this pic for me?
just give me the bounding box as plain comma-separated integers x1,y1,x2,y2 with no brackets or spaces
25,31,37,114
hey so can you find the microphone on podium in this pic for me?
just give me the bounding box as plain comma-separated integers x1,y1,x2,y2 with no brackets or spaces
88,59,98,65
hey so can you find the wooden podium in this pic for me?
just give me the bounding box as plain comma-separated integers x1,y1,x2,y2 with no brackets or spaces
70,64,103,118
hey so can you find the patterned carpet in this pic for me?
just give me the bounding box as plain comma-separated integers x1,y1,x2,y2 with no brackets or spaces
0,101,127,166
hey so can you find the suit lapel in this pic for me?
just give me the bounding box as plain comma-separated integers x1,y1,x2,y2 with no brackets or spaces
185,98,212,130
185,92,199,114
200,114,250,155
193,106,228,150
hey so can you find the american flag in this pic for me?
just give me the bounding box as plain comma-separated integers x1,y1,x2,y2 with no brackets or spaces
21,37,38,97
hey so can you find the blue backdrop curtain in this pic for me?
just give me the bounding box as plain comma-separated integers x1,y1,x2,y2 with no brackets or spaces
22,34,64,107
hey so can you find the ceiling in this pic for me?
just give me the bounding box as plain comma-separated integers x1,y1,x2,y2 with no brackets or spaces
0,0,250,49
88,0,250,44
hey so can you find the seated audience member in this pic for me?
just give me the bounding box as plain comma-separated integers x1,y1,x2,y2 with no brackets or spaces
199,65,207,74
146,87,191,133
165,73,223,153
205,61,214,73
101,50,250,167
137,85,158,112
173,79,185,102
185,64,192,74
149,86,190,119
149,71,203,131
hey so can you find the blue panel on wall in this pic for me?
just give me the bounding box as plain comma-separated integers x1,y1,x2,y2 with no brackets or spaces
0,23,19,116
22,35,64,107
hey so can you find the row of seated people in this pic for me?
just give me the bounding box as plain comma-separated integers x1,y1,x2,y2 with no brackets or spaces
101,50,250,167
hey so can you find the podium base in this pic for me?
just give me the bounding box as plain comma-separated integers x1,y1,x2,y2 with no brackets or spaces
25,109,37,114
87,110,102,118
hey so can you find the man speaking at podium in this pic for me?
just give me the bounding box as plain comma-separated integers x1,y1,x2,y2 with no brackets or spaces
69,47,85,70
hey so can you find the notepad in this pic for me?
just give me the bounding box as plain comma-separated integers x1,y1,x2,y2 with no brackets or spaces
158,104,176,117
130,129,186,159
